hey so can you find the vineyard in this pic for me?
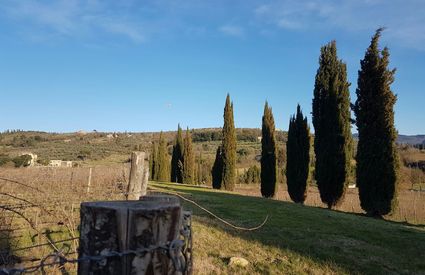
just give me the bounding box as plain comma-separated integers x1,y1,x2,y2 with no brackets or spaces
0,166,127,274
0,165,424,274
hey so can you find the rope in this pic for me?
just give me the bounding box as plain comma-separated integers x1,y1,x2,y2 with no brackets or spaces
147,185,269,231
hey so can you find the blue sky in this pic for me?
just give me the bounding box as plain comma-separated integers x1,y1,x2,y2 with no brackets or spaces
0,0,424,134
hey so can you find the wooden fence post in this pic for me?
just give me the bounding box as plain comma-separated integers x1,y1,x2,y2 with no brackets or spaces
78,196,185,274
86,168,92,194
127,152,149,200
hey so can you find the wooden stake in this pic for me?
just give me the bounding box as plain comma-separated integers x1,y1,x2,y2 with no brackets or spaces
127,152,149,200
86,167,92,194
78,197,182,274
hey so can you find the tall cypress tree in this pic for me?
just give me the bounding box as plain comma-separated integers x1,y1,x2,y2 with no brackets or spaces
171,124,184,183
149,141,157,180
261,102,278,198
212,146,223,189
182,128,195,184
156,132,170,182
354,29,399,217
286,104,310,204
312,41,352,209
221,94,237,191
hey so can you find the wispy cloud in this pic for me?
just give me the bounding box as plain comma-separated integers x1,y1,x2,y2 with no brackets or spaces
1,0,146,43
5,1,78,35
1,0,425,50
98,20,145,43
219,25,244,37
254,0,425,50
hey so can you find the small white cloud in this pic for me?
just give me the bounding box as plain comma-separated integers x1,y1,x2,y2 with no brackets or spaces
255,4,271,15
219,25,244,37
277,18,303,30
101,21,145,43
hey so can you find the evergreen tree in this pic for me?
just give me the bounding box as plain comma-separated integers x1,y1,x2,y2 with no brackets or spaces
212,146,223,189
312,41,352,209
221,94,237,191
261,102,278,198
156,132,170,182
182,128,195,184
241,165,261,184
149,141,157,180
171,124,184,183
354,29,399,217
286,104,310,204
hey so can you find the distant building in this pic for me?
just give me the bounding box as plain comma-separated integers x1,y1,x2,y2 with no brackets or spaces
61,161,73,167
106,133,119,139
49,160,62,167
48,160,73,167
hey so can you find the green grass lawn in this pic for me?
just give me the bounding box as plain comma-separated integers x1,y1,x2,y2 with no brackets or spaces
150,182,425,275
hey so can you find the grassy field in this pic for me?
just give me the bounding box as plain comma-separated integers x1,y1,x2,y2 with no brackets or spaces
1,166,424,274
235,184,425,225
151,182,425,274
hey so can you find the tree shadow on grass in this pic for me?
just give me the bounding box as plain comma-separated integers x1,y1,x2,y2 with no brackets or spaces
152,183,425,274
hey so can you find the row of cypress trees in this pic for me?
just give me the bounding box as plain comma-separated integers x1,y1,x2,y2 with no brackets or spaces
152,29,398,217
211,29,398,217
305,28,398,217
150,126,195,185
149,132,170,182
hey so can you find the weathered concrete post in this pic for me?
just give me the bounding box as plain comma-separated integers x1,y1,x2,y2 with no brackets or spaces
127,152,149,200
78,196,183,274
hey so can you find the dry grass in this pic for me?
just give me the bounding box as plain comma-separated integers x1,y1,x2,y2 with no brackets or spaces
235,184,425,225
0,165,128,274
0,165,424,274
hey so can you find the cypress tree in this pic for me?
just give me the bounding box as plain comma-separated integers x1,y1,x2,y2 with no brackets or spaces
156,132,170,182
171,124,184,183
182,128,195,184
312,41,352,209
149,141,157,180
221,94,237,191
354,29,399,217
286,104,310,204
261,102,278,198
212,147,223,189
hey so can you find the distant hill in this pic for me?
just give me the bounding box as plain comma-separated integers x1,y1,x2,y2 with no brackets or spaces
352,134,425,145
397,135,425,145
